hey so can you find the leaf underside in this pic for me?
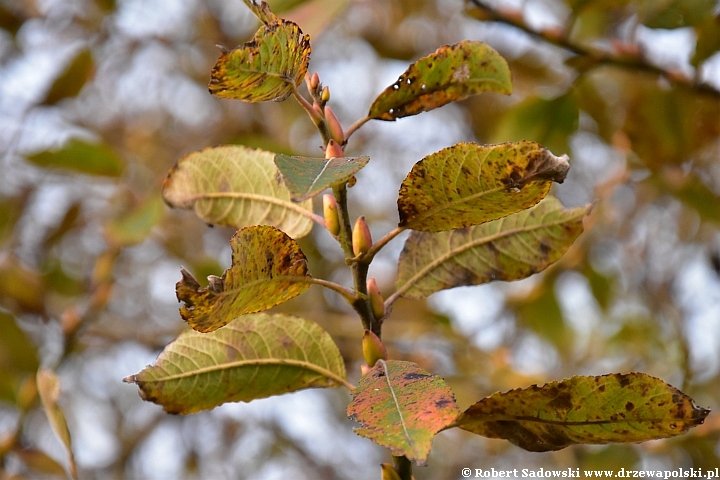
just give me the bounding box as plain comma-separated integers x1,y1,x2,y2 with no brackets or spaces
396,196,590,300
162,145,313,238
398,141,570,232
274,154,370,201
368,40,512,121
456,373,710,452
208,18,310,102
124,313,347,414
176,225,311,333
347,360,459,465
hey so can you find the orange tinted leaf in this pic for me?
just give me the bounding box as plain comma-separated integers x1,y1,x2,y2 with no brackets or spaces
177,225,311,332
368,41,511,121
208,19,310,102
347,360,459,465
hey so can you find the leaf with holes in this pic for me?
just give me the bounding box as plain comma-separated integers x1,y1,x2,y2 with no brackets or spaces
347,360,459,465
177,225,311,333
398,141,569,232
123,313,348,414
368,41,511,121
454,373,710,452
208,15,310,102
395,197,589,300
162,145,313,238
275,154,370,201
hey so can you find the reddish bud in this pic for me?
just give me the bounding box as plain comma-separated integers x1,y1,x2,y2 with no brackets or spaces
324,139,344,159
352,216,372,256
360,364,371,376
362,330,388,367
309,72,319,90
324,105,344,144
367,278,385,321
323,194,340,236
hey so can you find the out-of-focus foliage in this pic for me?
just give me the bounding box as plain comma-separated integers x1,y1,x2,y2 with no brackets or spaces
0,0,718,479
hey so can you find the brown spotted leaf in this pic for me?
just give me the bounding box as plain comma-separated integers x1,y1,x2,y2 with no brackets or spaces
368,41,511,121
123,313,347,414
208,17,310,102
240,0,277,24
395,197,589,300
455,373,710,452
347,360,459,465
177,225,311,333
274,154,370,201
162,145,313,239
398,141,570,232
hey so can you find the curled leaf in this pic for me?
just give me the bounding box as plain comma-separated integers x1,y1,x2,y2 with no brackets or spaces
177,225,311,332
124,313,348,414
368,40,512,121
209,19,310,102
398,141,570,232
455,373,710,452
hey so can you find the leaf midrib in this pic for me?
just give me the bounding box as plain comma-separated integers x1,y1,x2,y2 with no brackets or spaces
186,191,313,219
142,357,346,387
396,214,581,298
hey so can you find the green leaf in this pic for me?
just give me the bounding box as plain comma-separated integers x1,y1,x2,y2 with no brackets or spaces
176,225,311,332
37,369,78,480
124,313,347,414
395,197,588,299
104,195,164,247
455,373,710,452
368,41,511,121
346,360,459,465
208,17,310,102
162,145,314,238
398,141,570,232
274,154,370,201
638,0,715,29
692,16,720,66
42,48,94,105
25,138,124,177
491,93,579,155
0,311,39,402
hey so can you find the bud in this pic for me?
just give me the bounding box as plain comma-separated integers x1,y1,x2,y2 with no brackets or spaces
362,330,387,367
366,278,385,321
323,194,340,236
324,139,344,159
309,72,319,90
352,216,372,256
321,86,330,103
360,364,371,376
324,105,344,144
381,464,402,480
